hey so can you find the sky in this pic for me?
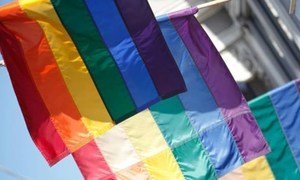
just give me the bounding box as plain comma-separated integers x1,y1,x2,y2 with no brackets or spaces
0,0,82,179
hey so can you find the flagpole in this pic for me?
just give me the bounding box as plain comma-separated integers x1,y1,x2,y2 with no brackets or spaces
196,0,231,10
289,0,297,14
0,60,5,67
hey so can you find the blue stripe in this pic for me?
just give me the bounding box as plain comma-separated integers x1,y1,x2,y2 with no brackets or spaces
199,122,243,176
85,0,160,110
158,16,243,176
158,17,222,131
269,81,300,166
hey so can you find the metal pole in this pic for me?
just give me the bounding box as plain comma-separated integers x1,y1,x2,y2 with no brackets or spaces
289,0,297,14
197,0,231,10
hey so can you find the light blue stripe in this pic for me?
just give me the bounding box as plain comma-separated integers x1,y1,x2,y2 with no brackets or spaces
269,81,300,166
85,0,160,110
199,122,244,176
158,16,243,176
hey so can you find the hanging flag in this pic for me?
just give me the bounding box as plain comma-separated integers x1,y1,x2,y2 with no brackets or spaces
221,79,300,180
0,0,186,165
0,22,69,166
73,8,269,179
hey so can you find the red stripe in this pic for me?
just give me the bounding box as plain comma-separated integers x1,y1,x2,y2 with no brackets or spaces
1,2,93,153
72,140,116,180
0,21,69,165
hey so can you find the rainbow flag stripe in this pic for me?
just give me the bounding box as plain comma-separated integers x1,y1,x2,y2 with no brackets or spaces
221,79,300,180
0,0,186,165
72,8,269,179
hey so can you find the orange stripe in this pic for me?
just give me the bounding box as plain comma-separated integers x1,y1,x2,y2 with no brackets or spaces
0,3,92,152
19,0,114,137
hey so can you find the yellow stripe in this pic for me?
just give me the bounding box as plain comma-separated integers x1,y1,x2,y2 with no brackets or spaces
19,0,114,138
144,148,184,180
242,156,275,180
121,110,184,179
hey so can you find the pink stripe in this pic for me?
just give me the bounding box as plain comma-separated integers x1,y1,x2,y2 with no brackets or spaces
72,140,116,180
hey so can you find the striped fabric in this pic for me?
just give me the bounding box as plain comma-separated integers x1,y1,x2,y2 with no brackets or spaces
221,79,300,180
72,8,269,179
0,0,186,165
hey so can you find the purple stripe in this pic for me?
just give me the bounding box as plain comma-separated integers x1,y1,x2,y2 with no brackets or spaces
226,113,270,162
169,9,268,162
114,0,186,98
296,79,300,92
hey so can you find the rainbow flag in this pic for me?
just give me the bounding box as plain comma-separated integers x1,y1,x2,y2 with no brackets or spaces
0,0,186,165
72,8,269,179
222,79,300,180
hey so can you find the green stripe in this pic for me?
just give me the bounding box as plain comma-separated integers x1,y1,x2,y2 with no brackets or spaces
173,138,217,180
50,0,136,122
249,94,300,179
150,97,217,180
